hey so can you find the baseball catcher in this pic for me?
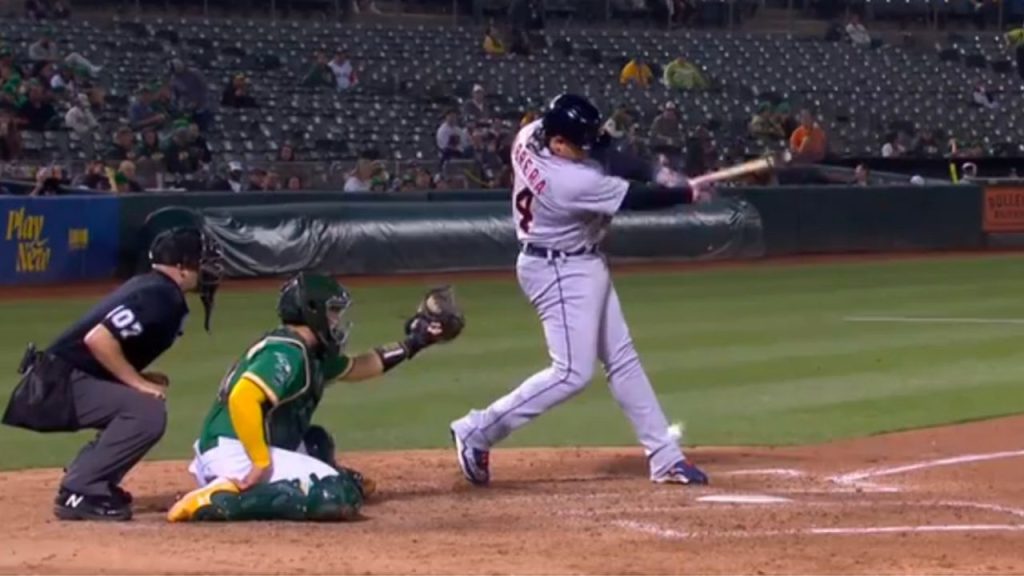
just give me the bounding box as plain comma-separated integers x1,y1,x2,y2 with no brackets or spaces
168,272,463,522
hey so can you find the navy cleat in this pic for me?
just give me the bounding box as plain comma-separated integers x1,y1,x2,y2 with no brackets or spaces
450,427,490,486
652,460,709,486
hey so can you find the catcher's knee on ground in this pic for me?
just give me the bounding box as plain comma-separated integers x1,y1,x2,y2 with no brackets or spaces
302,425,377,498
167,474,363,522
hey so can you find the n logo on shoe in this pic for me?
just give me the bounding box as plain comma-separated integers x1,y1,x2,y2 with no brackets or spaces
65,494,84,508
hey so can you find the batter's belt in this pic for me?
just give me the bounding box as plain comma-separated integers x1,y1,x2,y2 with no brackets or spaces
520,242,599,259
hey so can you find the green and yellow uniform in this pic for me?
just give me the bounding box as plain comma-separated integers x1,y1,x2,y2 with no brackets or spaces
198,328,352,454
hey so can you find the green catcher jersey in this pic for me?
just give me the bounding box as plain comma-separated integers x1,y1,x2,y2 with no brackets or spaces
197,327,352,453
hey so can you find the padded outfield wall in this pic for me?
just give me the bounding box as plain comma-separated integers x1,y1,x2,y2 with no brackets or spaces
0,184,996,285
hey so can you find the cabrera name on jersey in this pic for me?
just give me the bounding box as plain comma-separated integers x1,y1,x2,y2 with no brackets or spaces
511,120,629,251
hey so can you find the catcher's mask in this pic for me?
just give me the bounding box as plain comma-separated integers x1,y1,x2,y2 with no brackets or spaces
149,226,224,332
278,272,352,357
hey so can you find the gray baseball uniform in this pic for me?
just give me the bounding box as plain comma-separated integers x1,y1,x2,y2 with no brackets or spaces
451,120,685,477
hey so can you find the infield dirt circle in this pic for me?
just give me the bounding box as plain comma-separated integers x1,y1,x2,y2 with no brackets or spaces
1,416,1023,574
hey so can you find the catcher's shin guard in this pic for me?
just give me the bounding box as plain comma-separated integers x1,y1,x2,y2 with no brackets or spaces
303,425,377,498
167,475,363,522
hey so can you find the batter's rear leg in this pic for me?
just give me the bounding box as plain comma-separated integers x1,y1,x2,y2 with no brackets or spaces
450,256,606,485
598,284,708,485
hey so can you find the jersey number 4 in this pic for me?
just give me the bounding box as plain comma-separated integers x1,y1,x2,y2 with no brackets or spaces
515,188,534,233
108,305,144,339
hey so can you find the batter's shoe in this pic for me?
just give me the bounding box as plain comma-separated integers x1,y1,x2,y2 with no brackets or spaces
54,488,132,522
450,427,490,486
166,479,239,522
652,460,709,486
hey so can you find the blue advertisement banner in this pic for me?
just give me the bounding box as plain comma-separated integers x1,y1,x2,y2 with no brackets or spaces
0,196,120,285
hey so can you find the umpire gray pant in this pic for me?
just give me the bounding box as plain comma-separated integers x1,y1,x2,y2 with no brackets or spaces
60,370,167,497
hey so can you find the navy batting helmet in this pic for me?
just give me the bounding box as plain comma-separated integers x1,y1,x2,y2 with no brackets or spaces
542,93,602,150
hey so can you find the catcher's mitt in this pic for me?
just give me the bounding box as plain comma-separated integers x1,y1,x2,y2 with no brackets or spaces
405,285,465,347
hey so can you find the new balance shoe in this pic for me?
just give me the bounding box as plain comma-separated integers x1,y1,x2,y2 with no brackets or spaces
54,488,132,522
652,460,709,485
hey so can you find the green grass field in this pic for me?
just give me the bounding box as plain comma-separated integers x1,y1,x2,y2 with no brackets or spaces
2,254,1024,471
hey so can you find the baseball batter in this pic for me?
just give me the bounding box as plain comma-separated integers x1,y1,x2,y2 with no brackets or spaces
450,93,708,486
167,272,464,522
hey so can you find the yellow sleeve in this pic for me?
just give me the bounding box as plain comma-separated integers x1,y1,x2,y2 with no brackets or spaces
620,61,635,84
228,377,271,469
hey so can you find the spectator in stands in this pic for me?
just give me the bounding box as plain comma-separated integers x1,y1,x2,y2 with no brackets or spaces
789,110,828,163
302,52,335,88
880,131,908,158
221,73,258,108
53,0,69,18
0,110,23,160
483,24,506,56
327,51,358,92
1006,23,1024,81
971,84,997,110
30,165,64,196
472,130,503,187
135,128,164,164
18,82,57,131
72,159,109,191
287,175,303,190
163,126,199,174
48,65,74,94
774,102,798,138
129,85,168,131
845,14,872,48
170,59,212,132
107,126,136,161
663,56,708,91
853,163,869,186
414,166,434,190
910,129,941,157
113,160,144,193
620,57,654,88
0,47,21,107
352,0,382,15
65,92,98,135
670,0,696,27
26,0,48,19
462,84,490,124
344,156,387,192
263,171,282,191
214,161,247,193
28,33,101,77
749,102,786,142
650,101,683,147
602,107,633,146
436,109,470,159
186,122,212,165
278,143,297,162
65,92,98,156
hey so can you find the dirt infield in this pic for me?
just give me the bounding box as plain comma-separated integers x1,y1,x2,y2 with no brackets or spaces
1,416,1023,574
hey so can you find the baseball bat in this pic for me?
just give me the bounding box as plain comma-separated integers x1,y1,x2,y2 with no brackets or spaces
690,151,792,187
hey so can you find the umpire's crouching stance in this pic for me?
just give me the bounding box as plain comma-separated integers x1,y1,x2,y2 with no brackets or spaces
2,227,223,522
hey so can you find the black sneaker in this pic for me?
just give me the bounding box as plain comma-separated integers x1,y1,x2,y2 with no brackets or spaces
54,488,132,522
109,485,133,506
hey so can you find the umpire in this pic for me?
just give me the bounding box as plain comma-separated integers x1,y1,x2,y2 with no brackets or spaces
2,226,223,521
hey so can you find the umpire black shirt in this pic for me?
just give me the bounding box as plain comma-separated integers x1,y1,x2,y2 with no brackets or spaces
48,271,189,381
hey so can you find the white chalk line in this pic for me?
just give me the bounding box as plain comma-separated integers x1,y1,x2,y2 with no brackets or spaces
601,450,1024,542
613,519,1024,540
719,468,806,478
830,449,1024,488
844,315,1024,325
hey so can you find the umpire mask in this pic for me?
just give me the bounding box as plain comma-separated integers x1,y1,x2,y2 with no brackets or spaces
149,227,225,332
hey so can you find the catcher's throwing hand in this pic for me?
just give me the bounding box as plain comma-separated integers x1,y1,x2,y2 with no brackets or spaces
405,285,465,353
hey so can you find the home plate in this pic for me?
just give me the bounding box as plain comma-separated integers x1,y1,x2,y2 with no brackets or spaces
697,494,792,504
